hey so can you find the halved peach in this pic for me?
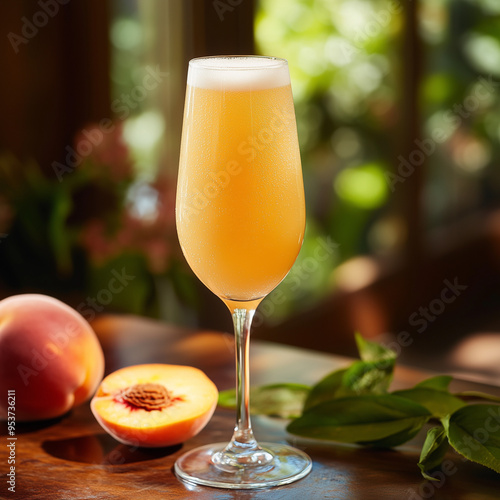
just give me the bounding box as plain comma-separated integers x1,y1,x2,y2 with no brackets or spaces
91,364,218,448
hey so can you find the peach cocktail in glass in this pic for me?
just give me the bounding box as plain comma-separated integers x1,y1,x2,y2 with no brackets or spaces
175,55,311,489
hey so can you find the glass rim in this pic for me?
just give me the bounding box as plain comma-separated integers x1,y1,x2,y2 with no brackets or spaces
188,55,288,70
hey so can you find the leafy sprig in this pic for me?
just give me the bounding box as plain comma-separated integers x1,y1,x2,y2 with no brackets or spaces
218,333,500,480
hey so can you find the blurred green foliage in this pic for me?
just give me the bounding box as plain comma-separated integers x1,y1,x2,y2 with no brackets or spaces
6,1,498,327
256,0,500,322
256,0,402,320
420,0,500,226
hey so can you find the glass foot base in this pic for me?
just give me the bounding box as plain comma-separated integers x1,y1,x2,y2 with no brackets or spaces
174,442,312,489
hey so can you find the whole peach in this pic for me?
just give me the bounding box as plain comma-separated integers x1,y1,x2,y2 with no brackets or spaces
0,294,105,421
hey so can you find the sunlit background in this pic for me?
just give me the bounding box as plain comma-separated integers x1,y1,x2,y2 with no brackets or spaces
106,0,500,320
1,0,500,377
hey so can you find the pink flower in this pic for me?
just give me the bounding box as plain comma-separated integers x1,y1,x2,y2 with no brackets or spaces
74,122,134,182
80,219,121,265
81,175,178,275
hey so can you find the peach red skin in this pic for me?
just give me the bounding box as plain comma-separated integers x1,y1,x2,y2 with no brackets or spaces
0,294,104,421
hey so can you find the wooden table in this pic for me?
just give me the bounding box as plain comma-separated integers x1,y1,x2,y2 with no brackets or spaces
1,315,500,499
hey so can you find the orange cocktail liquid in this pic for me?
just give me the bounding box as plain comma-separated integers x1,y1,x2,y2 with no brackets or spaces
176,83,305,302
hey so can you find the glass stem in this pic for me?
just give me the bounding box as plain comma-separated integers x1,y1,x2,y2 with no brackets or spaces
212,305,273,470
232,307,256,448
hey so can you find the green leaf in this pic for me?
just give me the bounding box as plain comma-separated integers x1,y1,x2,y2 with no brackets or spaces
343,359,394,395
303,368,348,411
454,391,500,404
304,358,395,411
355,332,396,363
303,335,397,412
217,389,237,408
418,427,449,481
393,388,465,418
416,376,453,391
350,333,396,394
287,394,430,447
218,383,310,419
363,422,430,449
442,404,500,474
49,188,73,274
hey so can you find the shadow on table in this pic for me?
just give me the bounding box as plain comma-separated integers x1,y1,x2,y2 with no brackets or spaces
42,432,181,465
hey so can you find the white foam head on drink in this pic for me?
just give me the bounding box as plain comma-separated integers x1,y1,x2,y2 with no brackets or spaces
188,56,290,91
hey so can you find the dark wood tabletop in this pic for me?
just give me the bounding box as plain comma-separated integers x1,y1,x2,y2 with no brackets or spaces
1,314,500,500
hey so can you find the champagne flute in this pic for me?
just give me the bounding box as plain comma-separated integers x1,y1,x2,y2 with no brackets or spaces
174,55,311,489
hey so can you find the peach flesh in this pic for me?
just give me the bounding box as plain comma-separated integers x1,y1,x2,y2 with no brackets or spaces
91,364,219,447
